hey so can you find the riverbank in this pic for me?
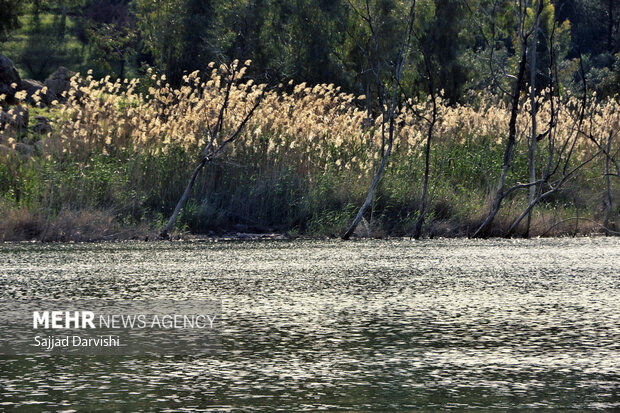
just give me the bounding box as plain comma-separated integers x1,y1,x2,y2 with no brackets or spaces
1,68,618,241
0,140,614,242
0,204,610,242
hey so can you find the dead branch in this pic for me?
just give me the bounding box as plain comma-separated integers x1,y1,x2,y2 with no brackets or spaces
160,64,266,238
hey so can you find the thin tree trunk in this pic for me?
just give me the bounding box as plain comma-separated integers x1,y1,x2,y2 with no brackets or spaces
413,122,433,239
59,3,67,39
604,132,613,233
160,157,208,238
472,43,529,238
413,95,436,239
506,150,601,235
342,0,416,240
119,58,126,80
160,77,265,238
342,139,393,240
609,0,614,52
412,45,437,240
525,3,540,237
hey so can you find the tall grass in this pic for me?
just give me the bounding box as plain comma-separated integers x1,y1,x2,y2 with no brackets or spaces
0,61,618,240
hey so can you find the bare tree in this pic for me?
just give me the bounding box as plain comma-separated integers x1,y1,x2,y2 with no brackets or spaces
524,0,542,237
505,56,603,236
342,0,417,240
467,0,543,238
160,62,266,238
581,118,620,235
400,44,438,240
413,30,443,238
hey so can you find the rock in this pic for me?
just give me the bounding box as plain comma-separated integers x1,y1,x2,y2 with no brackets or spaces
0,143,15,156
0,52,21,101
34,139,44,153
13,106,29,130
30,116,52,134
1,106,29,130
0,110,9,128
15,142,35,156
31,123,52,134
44,66,76,100
20,79,52,105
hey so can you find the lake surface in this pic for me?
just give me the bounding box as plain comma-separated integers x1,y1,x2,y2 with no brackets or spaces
0,238,619,411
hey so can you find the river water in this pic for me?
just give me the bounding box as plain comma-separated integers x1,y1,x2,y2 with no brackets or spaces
0,238,618,411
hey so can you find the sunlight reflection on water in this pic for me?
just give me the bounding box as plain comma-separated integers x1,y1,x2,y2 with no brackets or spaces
0,237,619,410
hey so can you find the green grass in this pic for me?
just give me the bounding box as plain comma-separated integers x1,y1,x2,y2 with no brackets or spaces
1,124,615,241
2,13,87,80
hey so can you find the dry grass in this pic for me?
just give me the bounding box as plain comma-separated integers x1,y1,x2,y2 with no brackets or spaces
0,206,151,242
3,62,617,172
0,61,618,240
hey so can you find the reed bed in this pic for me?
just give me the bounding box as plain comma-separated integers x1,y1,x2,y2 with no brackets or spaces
0,61,618,239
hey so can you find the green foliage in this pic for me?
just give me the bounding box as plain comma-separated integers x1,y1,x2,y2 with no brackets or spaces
0,0,617,100
87,23,136,78
0,0,23,41
135,0,223,84
2,12,85,79
1,117,613,238
0,0,616,241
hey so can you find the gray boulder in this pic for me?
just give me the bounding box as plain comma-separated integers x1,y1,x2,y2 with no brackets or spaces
0,105,29,131
20,79,52,105
31,115,52,134
44,66,76,100
0,110,8,128
15,142,35,156
0,52,21,103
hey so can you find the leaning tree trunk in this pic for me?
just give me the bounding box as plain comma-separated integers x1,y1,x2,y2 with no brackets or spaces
472,44,529,238
342,136,394,240
159,74,265,239
160,157,209,238
342,0,417,240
